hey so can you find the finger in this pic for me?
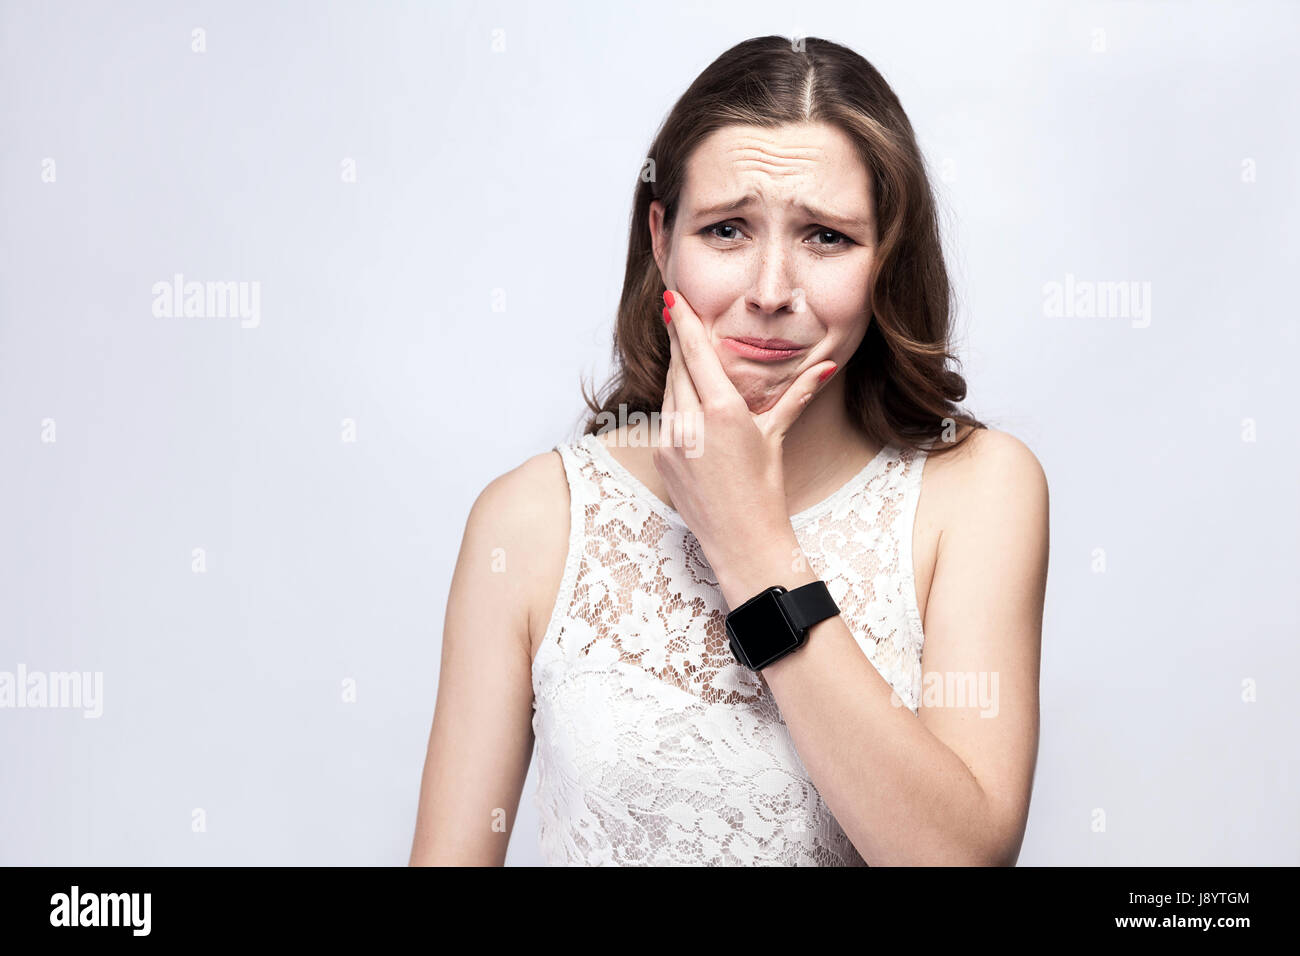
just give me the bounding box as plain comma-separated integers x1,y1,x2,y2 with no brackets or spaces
758,360,838,440
662,290,737,409
664,305,695,449
660,331,676,448
667,304,705,451
664,300,700,413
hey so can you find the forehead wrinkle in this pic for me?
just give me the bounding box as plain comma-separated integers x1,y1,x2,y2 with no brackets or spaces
730,159,814,181
685,127,873,225
723,145,824,172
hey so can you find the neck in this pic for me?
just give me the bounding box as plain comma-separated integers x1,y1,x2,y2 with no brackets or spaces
774,375,878,509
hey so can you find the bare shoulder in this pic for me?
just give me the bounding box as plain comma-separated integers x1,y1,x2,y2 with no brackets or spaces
922,426,1050,609
909,425,1046,626
466,447,570,575
923,424,1048,516
470,447,569,529
463,446,572,657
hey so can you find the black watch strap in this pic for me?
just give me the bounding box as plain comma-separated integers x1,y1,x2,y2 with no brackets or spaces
777,580,839,633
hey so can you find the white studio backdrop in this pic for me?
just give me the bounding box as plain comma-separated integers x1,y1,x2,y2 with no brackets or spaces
1,0,1296,865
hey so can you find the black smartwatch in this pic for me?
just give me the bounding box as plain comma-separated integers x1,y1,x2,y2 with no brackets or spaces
725,580,841,671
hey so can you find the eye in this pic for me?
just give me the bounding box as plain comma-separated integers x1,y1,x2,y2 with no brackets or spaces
701,221,747,243
808,227,853,249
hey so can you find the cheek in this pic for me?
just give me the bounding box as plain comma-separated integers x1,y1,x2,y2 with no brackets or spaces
812,284,871,337
669,245,749,321
796,267,873,346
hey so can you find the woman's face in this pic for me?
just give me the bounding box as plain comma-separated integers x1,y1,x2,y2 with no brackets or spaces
650,121,876,415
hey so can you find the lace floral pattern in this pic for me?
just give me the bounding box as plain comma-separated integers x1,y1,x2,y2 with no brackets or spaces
530,433,929,865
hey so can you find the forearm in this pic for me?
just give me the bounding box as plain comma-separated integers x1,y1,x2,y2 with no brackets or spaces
711,530,1010,866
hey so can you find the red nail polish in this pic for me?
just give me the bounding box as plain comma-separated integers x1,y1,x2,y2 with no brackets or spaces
818,364,837,383
663,290,675,308
662,305,671,325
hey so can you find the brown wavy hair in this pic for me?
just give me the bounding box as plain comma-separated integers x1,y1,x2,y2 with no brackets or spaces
579,34,985,456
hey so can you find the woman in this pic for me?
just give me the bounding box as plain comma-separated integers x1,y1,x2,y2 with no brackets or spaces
410,35,1048,866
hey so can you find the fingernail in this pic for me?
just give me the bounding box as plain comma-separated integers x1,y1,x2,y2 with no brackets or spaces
818,364,837,383
662,305,672,325
663,290,675,308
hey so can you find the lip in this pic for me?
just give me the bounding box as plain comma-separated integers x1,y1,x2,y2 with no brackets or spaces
721,336,808,362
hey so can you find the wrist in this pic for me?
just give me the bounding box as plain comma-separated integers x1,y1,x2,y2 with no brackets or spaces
711,526,818,610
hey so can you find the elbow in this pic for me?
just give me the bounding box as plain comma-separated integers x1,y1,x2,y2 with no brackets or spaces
963,782,1028,866
974,842,1021,867
853,830,1021,867
972,810,1027,867
878,807,1026,867
927,835,1023,867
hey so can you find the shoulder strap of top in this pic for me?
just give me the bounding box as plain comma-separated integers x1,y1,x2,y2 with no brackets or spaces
895,438,932,651
553,437,595,511
557,433,641,509
536,439,595,663
898,438,933,507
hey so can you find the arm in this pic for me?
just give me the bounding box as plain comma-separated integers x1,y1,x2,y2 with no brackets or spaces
408,451,569,866
713,427,1048,865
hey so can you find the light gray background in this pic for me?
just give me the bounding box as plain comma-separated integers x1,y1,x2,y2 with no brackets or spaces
1,0,1296,865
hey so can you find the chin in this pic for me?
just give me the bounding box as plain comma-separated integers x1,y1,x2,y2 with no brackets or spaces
731,377,789,415
742,395,780,415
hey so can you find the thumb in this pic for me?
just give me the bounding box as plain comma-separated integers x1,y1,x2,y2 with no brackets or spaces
763,361,838,440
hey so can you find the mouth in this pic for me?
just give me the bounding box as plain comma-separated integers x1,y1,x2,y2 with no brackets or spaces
721,336,808,362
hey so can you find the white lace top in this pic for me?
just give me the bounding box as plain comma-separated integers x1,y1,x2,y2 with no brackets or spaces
530,431,930,866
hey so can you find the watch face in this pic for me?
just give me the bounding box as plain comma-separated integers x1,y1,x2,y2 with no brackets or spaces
725,587,798,669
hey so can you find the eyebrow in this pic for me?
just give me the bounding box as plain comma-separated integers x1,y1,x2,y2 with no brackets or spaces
690,193,872,231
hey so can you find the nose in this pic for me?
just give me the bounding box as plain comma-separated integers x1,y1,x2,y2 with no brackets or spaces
745,237,799,317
